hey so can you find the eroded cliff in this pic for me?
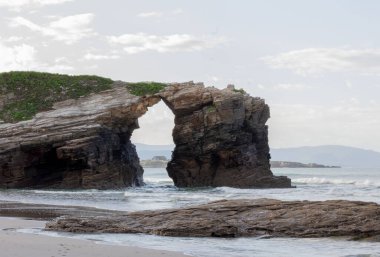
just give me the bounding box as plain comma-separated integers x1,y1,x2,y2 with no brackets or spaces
161,84,290,188
0,72,290,189
0,83,160,188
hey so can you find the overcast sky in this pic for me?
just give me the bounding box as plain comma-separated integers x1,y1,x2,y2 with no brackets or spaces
1,0,380,151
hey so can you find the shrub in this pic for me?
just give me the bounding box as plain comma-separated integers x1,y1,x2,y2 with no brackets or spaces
125,82,167,96
232,88,247,95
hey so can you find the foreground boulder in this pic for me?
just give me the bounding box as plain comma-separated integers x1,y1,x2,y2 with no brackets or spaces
0,72,290,189
46,198,380,241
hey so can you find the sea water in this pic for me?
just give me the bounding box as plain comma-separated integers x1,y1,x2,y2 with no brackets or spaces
2,168,380,257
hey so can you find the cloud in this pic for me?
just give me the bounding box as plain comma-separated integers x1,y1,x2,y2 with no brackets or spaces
137,9,184,18
0,0,72,10
273,84,308,90
274,84,310,91
4,36,25,42
43,63,74,72
137,11,163,18
0,40,73,73
34,0,72,4
262,48,380,76
255,83,311,91
9,13,95,44
49,56,73,72
131,101,175,145
108,33,225,54
211,76,219,82
83,53,120,60
0,42,36,71
172,8,183,15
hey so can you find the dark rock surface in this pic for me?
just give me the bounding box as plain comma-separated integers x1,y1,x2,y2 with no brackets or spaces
160,84,290,188
0,81,290,189
0,85,160,189
46,198,380,241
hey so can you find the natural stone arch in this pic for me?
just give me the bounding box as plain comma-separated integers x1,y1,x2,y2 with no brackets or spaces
0,82,290,189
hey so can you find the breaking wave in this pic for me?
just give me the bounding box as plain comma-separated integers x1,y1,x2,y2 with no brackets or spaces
292,177,380,187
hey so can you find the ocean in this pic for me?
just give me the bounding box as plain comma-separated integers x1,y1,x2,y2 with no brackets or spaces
2,168,380,257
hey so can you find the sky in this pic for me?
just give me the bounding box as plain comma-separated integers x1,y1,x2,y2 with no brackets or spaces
1,0,380,151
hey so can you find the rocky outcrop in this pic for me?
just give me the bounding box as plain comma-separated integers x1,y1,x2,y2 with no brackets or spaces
160,84,290,188
46,198,380,241
0,85,160,188
0,81,290,189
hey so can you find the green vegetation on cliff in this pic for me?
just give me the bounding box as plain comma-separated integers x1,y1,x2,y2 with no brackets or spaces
233,88,247,95
0,71,167,123
0,71,113,123
126,82,168,96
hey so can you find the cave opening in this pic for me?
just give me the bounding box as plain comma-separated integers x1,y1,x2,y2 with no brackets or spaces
131,100,175,186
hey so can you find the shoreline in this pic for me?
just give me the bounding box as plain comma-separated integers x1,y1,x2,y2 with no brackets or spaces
0,216,189,257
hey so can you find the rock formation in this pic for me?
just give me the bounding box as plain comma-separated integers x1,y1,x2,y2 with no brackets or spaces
0,85,158,189
45,198,380,241
161,84,290,188
0,80,290,189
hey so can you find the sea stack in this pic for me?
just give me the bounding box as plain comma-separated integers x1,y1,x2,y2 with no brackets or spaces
161,83,290,188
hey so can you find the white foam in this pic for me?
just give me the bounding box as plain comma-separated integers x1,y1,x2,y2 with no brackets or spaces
143,178,173,183
293,177,380,187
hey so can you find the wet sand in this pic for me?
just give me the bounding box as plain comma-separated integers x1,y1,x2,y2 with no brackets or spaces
0,217,188,257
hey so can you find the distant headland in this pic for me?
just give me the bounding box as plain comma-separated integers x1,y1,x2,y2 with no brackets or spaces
270,161,340,168
141,156,340,169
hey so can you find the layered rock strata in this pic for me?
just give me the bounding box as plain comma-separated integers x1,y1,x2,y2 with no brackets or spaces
46,198,380,241
0,82,290,189
160,84,290,188
0,85,159,188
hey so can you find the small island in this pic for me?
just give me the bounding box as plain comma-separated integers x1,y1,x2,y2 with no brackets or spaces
140,157,341,169
270,161,341,168
140,156,169,168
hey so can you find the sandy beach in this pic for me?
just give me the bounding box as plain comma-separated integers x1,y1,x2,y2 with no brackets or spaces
0,217,188,257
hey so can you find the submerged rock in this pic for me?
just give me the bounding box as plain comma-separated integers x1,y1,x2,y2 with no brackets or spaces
46,198,380,241
0,76,290,189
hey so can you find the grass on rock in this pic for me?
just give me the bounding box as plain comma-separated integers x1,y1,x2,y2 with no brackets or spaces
232,88,247,95
125,82,168,96
0,71,113,123
0,71,169,123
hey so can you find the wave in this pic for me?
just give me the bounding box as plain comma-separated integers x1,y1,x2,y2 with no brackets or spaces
29,189,123,195
143,178,173,183
293,177,380,187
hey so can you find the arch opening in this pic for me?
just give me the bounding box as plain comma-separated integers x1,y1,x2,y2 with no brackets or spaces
131,100,175,186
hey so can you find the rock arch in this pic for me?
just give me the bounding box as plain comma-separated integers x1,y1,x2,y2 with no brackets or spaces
0,82,290,189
